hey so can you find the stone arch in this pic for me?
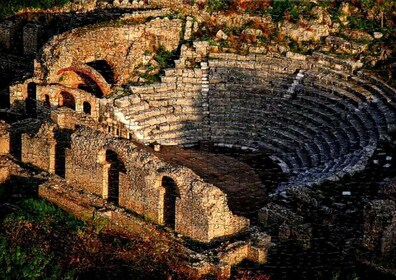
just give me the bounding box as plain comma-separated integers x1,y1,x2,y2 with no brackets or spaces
58,91,75,110
26,82,37,116
83,101,91,115
98,149,126,205
57,65,112,97
160,176,180,229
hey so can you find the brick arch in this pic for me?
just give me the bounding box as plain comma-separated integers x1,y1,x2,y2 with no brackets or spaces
57,64,112,97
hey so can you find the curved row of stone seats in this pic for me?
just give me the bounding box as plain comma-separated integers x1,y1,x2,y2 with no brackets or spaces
208,101,343,172
302,73,389,140
351,77,396,132
289,96,355,154
263,101,355,171
297,86,373,148
206,76,390,178
209,92,354,154
358,71,396,103
306,67,396,133
110,56,395,190
277,146,375,191
300,91,371,149
210,67,295,84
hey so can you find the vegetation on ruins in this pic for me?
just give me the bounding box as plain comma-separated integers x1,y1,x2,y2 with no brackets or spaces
0,0,71,20
133,45,178,85
1,0,396,278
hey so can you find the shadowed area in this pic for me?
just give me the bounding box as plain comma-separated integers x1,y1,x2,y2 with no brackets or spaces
153,145,281,219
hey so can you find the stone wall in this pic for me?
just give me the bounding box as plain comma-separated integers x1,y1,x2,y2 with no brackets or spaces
23,23,43,56
65,126,249,242
0,21,16,51
21,122,57,173
37,84,101,120
40,18,183,86
9,78,39,112
363,199,396,257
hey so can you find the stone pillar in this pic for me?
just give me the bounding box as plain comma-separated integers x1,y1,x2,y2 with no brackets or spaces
48,140,56,174
0,121,10,155
0,20,16,51
23,23,42,56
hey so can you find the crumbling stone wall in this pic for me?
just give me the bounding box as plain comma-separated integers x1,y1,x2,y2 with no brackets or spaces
363,199,396,257
9,119,42,160
65,126,249,242
37,84,101,120
23,23,43,56
21,122,57,173
40,18,182,86
0,21,16,51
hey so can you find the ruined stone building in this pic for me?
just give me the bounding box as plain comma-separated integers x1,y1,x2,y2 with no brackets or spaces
0,1,395,278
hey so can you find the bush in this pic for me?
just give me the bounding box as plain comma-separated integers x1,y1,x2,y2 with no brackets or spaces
270,0,298,22
205,0,232,13
155,45,176,69
0,236,76,280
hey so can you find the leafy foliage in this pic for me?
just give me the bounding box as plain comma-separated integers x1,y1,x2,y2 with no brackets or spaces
155,45,176,69
205,0,232,13
270,0,299,22
0,198,81,279
0,236,76,280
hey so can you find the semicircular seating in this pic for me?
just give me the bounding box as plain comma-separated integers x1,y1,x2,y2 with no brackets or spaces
111,55,396,190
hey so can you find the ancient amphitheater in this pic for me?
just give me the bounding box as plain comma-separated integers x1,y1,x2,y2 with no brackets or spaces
0,0,395,278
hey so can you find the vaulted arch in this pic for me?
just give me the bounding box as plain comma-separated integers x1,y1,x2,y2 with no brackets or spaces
57,64,112,97
86,60,116,84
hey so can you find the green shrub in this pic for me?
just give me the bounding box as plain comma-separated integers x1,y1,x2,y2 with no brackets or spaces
270,0,298,22
155,45,176,69
0,236,75,280
205,0,232,13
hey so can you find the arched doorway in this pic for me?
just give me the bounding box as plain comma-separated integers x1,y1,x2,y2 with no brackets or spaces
26,82,36,116
162,176,179,229
58,91,75,110
83,101,91,115
104,150,126,205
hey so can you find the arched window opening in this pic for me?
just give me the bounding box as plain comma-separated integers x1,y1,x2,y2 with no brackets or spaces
58,92,75,110
44,94,50,108
104,150,126,206
26,82,37,116
86,60,115,84
83,101,91,115
162,176,179,229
